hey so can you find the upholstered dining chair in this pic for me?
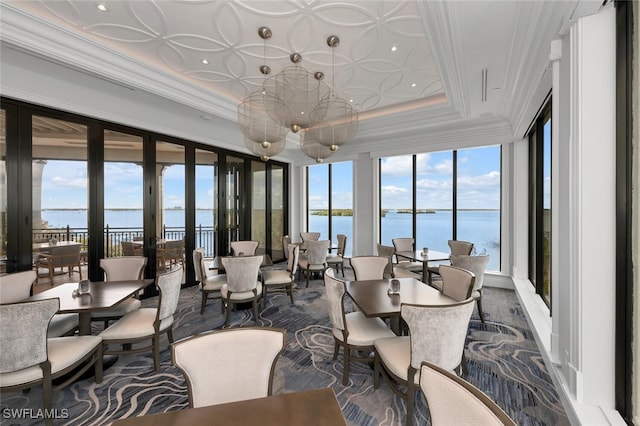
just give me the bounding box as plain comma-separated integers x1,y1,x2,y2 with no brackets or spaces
99,266,183,371
172,326,286,408
438,264,476,302
392,237,422,274
427,239,474,285
324,268,395,385
376,244,421,280
230,240,259,256
326,234,347,277
299,231,321,251
220,255,263,327
298,239,330,287
0,299,103,419
193,248,226,314
450,254,490,322
282,235,292,259
262,244,299,306
92,256,148,328
420,361,516,426
374,299,475,426
350,256,389,281
0,270,78,337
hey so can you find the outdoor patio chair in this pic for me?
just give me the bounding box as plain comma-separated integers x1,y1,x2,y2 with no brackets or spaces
34,243,82,285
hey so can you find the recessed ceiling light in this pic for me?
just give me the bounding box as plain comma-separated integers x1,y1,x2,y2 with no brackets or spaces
349,99,354,103
411,83,417,87
201,59,209,65
391,46,397,52
96,3,108,12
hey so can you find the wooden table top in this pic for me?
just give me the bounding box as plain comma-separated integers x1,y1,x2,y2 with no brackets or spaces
346,277,457,319
26,279,154,314
395,249,450,262
110,388,346,426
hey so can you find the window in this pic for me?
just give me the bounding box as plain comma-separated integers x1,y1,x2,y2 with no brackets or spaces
306,161,353,255
528,101,552,306
379,147,501,271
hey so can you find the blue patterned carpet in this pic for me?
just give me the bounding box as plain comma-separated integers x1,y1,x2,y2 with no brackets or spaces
0,269,568,426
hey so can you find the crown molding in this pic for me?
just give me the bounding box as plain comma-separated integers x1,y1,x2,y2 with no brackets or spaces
0,3,238,121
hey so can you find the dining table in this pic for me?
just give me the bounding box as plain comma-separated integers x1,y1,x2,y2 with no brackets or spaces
346,277,457,334
395,249,450,279
109,388,346,426
26,279,154,335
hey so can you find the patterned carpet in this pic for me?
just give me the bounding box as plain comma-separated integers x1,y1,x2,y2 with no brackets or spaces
0,268,569,426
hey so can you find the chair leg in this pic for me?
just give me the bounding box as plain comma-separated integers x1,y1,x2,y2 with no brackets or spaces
406,367,417,426
200,292,207,315
41,361,52,411
476,291,485,323
306,268,310,288
252,299,259,325
288,284,294,303
224,299,232,327
94,345,104,383
332,338,340,360
342,345,350,386
167,327,174,344
152,336,160,371
262,286,269,308
373,353,380,389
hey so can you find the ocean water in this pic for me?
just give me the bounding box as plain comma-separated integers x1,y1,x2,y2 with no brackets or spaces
41,209,500,270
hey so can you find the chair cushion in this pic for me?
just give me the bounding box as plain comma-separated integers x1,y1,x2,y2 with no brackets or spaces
374,336,415,383
395,261,423,272
48,313,79,338
91,297,141,319
99,308,172,340
326,254,343,264
201,274,227,291
334,312,395,346
0,336,101,387
298,259,325,271
221,282,263,300
262,270,292,286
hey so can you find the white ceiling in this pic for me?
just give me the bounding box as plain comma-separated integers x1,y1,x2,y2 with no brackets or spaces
0,0,598,162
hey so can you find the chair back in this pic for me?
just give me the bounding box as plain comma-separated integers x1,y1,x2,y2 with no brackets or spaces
401,299,475,372
450,255,490,293
305,240,330,266
439,264,475,301
336,234,347,256
350,256,388,281
287,244,300,276
230,240,259,256
0,298,58,373
282,235,292,259
221,255,262,292
163,240,185,258
376,244,396,278
100,256,147,281
172,327,287,408
448,240,474,256
299,232,321,250
192,248,205,283
392,237,414,252
156,266,183,323
48,244,81,267
420,361,517,426
324,268,346,332
121,241,143,256
0,270,36,303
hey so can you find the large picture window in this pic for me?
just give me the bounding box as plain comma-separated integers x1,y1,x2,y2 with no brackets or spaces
379,147,501,271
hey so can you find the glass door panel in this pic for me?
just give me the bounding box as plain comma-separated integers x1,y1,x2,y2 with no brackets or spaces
104,130,143,258
330,161,353,256
195,149,217,257
415,152,452,254
225,156,244,254
156,141,185,273
271,164,285,261
0,109,5,273
380,155,414,246
542,118,552,304
307,165,329,240
32,116,87,284
251,161,266,254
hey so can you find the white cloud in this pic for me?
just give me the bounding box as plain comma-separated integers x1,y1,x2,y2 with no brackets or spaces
381,185,409,196
50,176,87,189
381,155,416,176
457,171,500,188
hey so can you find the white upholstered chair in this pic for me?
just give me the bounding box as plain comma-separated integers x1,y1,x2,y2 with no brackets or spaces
99,266,183,371
376,244,421,280
326,234,347,276
420,361,516,426
172,326,286,408
299,231,321,251
0,270,78,337
0,299,103,419
262,244,299,306
439,264,476,302
193,248,226,314
220,255,263,327
298,239,330,287
349,256,388,281
325,268,395,385
374,299,475,426
282,235,292,259
392,237,422,273
92,256,147,327
450,254,490,322
427,239,474,285
230,240,259,256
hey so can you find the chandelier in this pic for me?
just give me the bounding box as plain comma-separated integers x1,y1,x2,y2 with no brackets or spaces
237,27,358,162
